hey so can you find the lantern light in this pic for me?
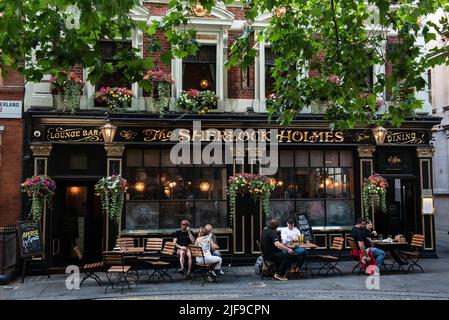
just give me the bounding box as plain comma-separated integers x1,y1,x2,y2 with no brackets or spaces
199,181,210,192
373,125,388,145
101,120,117,144
200,79,209,89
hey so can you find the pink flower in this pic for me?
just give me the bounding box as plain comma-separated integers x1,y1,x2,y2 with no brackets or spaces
329,75,342,85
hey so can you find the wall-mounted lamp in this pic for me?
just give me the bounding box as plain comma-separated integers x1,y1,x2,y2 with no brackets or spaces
199,79,209,89
199,181,210,192
135,182,145,192
101,120,117,144
372,125,388,145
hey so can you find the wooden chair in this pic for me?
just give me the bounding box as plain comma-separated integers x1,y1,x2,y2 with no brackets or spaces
347,237,363,274
145,241,176,283
188,244,218,286
103,251,132,294
398,234,425,273
116,237,135,249
316,237,345,277
73,246,104,287
137,238,163,262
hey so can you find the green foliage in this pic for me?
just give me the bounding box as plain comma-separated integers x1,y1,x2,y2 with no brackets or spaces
0,0,448,128
177,89,218,114
95,175,128,224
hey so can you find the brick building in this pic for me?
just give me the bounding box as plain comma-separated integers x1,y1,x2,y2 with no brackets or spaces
20,1,439,265
0,68,24,226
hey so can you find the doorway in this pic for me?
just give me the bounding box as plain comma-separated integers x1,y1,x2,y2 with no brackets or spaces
374,178,416,239
50,181,103,265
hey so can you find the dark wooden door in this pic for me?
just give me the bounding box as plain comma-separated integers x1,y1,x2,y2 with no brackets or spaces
234,193,262,255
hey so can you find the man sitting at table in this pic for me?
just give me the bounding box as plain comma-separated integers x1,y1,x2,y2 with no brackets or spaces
351,218,385,272
281,216,307,269
173,219,196,277
261,219,297,281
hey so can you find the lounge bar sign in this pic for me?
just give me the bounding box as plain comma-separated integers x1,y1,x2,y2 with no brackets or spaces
43,126,430,145
46,127,103,142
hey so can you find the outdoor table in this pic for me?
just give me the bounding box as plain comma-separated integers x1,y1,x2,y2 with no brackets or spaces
286,242,318,276
372,240,409,269
113,247,146,283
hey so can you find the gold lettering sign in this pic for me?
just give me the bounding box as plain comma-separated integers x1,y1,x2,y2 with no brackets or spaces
47,127,102,142
385,132,425,144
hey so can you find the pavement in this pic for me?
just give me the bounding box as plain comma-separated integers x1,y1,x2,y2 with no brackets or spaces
1,230,449,300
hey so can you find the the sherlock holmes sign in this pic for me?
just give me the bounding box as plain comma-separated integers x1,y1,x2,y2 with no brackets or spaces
43,126,430,145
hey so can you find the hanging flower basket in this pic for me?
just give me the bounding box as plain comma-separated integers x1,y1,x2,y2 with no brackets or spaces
95,174,128,224
362,174,388,217
21,175,56,222
227,173,275,226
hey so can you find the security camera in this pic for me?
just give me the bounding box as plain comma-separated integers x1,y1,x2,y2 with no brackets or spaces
33,130,41,138
429,140,435,147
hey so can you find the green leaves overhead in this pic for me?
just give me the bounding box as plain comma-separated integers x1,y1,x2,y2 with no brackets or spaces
0,0,448,129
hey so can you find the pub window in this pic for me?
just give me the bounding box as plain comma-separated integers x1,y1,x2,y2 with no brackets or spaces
267,149,355,228
265,47,278,97
182,45,217,94
124,148,227,231
95,40,132,91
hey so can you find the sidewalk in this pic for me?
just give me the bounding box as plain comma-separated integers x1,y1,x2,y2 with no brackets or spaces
1,245,449,300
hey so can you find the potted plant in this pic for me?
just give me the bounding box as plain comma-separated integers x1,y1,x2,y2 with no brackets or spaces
95,175,128,225
95,87,133,113
227,173,275,226
141,69,174,113
21,175,57,222
177,89,217,114
50,72,84,113
362,174,389,218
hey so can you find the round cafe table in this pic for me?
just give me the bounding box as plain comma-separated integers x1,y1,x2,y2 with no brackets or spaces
286,242,318,276
372,240,409,270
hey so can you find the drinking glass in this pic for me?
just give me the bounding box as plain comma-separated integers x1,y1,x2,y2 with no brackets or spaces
378,234,383,240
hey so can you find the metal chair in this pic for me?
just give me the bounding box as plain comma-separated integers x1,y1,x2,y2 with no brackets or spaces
347,237,364,274
188,244,218,286
73,246,104,287
103,251,131,294
316,237,345,277
398,234,425,273
146,241,176,283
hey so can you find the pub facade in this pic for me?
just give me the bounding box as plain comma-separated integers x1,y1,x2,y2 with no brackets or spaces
22,2,439,265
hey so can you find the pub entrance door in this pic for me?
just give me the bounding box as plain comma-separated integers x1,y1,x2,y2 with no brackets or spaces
374,178,417,240
231,159,265,256
50,180,103,265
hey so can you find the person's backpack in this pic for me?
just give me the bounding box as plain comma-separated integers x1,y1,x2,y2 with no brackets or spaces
254,256,264,274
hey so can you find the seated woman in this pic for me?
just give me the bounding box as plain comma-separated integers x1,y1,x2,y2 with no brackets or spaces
195,227,223,277
281,216,307,268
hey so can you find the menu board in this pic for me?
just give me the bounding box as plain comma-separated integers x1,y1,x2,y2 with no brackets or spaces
17,221,43,258
295,213,314,242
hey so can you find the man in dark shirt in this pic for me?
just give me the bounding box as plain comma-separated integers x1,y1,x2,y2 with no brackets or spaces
173,219,196,276
351,218,385,270
261,219,297,281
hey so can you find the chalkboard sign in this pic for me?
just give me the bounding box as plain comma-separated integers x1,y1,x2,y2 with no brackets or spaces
295,213,314,242
17,221,43,258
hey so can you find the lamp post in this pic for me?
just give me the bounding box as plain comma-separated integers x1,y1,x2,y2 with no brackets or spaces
372,125,388,145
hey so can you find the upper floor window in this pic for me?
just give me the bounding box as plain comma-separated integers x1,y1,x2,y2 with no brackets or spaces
96,40,132,90
182,45,217,92
265,47,278,97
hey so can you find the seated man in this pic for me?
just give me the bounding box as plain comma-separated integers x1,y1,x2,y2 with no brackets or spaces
351,218,385,273
173,219,196,277
281,216,307,268
205,223,221,257
260,219,297,281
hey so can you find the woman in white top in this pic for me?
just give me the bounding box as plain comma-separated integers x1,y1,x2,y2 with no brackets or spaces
281,216,307,268
195,227,223,276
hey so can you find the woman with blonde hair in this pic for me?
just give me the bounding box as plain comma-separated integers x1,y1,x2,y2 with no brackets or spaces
195,227,223,277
